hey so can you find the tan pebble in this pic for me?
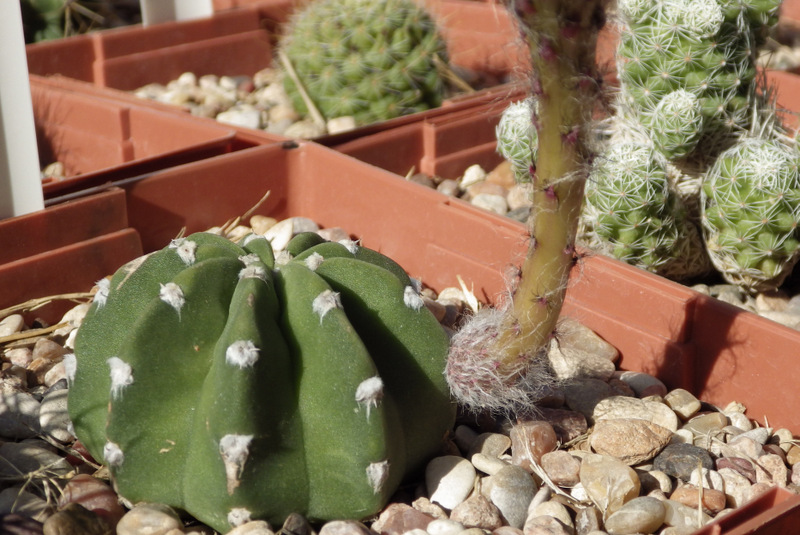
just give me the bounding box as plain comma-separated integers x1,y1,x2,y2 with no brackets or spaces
485,160,516,189
529,501,573,529
450,493,503,530
317,227,350,242
437,179,460,197
424,298,447,322
411,497,448,520
772,428,795,453
467,182,508,199
745,482,774,503
682,412,728,436
664,388,701,420
590,418,672,465
226,520,274,535
755,454,789,487
469,433,511,458
326,116,356,134
787,444,800,466
492,527,523,535
32,339,66,362
506,183,532,211
670,484,727,514
0,314,25,337
540,451,580,487
249,215,277,235
472,453,509,476
29,358,58,385
4,348,32,367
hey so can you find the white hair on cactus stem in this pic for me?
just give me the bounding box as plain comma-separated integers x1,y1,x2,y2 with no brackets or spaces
338,239,359,254
169,238,197,266
227,508,252,527
312,290,342,322
304,252,325,271
239,253,261,266
220,434,254,494
103,441,124,467
63,353,77,384
159,282,185,316
93,278,110,308
366,460,390,494
239,264,267,282
225,340,260,369
403,285,424,311
107,357,134,399
355,376,384,419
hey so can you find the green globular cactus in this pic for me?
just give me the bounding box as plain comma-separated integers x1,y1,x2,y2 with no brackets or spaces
583,141,712,279
278,0,448,125
496,98,539,184
615,0,779,156
446,0,608,413
67,232,455,532
702,137,800,290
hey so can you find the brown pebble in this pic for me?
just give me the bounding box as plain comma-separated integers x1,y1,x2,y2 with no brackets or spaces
43,503,111,535
450,494,504,531
787,445,800,466
485,160,516,189
670,484,727,514
58,475,125,528
371,503,434,535
540,451,581,487
510,422,558,472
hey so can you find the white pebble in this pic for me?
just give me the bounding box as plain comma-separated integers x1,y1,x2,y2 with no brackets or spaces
459,164,487,190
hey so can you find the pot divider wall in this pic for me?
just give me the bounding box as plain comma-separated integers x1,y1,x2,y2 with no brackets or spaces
0,187,143,321
30,75,244,198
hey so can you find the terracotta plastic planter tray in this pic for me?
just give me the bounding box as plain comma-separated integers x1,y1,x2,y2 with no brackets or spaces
29,75,244,198
25,0,547,147
0,187,143,321
35,143,800,531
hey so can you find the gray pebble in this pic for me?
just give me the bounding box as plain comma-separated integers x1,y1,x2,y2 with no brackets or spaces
653,443,714,481
116,503,183,535
485,465,537,529
603,496,665,534
0,390,41,440
39,389,74,443
0,487,53,523
0,441,73,480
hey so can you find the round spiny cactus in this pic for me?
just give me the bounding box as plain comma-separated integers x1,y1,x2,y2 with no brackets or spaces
583,140,711,279
67,231,454,532
279,0,448,125
702,137,800,290
496,98,538,184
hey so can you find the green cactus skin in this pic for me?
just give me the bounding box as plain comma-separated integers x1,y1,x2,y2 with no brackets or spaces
584,141,712,279
279,0,448,126
496,98,539,184
446,0,608,413
68,232,454,532
702,137,800,291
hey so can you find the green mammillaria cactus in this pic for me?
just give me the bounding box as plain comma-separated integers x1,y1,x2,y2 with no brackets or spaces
67,231,455,532
496,98,538,184
615,0,779,154
584,141,711,279
702,137,800,290
279,0,448,125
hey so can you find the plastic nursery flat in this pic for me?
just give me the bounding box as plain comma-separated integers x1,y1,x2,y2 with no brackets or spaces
23,0,560,146
16,141,800,532
0,188,143,320
30,75,241,197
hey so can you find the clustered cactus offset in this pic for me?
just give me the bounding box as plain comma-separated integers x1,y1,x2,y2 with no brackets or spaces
447,0,609,413
68,231,455,532
279,0,449,125
496,0,798,291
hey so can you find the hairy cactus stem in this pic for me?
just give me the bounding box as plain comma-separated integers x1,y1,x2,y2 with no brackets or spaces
498,0,607,369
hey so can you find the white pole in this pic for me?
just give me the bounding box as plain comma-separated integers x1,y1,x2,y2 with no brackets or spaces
0,1,44,219
140,0,214,26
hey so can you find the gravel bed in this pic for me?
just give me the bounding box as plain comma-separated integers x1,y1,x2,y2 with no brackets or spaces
1,215,799,534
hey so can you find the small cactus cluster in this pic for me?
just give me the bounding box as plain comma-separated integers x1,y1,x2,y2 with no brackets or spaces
278,0,449,126
703,138,800,289
495,0,800,291
447,0,608,413
68,231,455,532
